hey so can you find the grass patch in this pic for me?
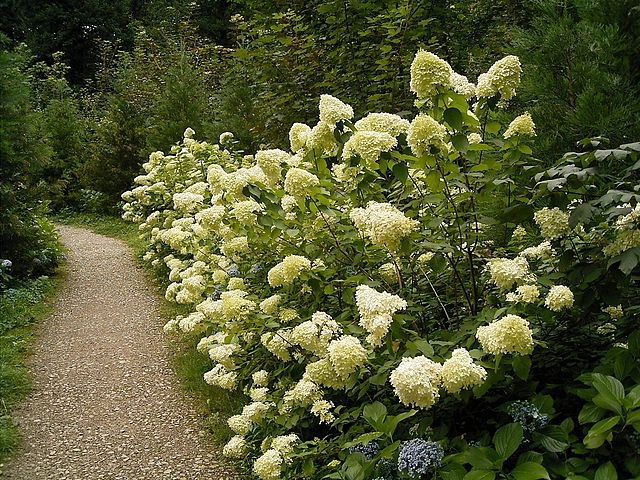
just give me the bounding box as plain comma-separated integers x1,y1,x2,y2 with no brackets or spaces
0,275,62,461
54,212,244,448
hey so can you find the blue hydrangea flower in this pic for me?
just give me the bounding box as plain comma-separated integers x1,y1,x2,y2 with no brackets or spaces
249,263,263,274
376,457,398,479
210,285,222,300
226,264,240,277
349,441,380,460
397,439,443,478
507,400,548,433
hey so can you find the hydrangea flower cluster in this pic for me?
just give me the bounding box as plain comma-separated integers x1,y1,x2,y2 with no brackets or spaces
544,285,574,311
476,314,534,355
349,441,380,459
503,112,536,138
441,348,487,394
397,439,444,478
406,114,447,156
327,335,368,379
350,202,419,252
507,400,549,433
283,168,320,198
342,131,397,169
390,356,442,409
318,94,354,125
487,256,534,291
506,284,540,304
476,55,522,102
355,284,407,346
267,255,312,287
409,50,453,100
534,207,571,240
354,112,410,137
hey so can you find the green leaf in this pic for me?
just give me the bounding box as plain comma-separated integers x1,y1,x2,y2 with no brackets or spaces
510,462,550,480
594,462,617,480
485,120,501,135
466,447,497,470
569,203,598,229
578,403,606,424
452,133,469,153
512,356,531,380
533,433,569,453
463,471,496,480
591,374,625,415
517,144,533,155
444,108,463,130
392,162,408,182
413,339,434,357
494,423,523,459
303,458,314,476
383,409,417,438
624,385,640,409
363,401,387,429
587,416,620,436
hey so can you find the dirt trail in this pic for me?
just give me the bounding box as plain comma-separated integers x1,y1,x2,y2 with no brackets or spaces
2,225,236,480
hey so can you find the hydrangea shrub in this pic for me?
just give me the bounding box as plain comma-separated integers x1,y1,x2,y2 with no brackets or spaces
123,50,640,479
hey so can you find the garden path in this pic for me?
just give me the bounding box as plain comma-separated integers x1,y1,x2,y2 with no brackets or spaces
2,225,236,480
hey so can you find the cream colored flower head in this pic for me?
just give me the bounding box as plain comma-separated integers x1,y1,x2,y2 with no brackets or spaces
476,55,522,102
390,355,442,409
319,94,354,125
410,50,453,99
476,314,534,356
504,112,536,139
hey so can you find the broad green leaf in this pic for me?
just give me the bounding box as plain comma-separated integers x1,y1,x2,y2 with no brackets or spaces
533,433,569,453
485,120,501,135
517,144,533,155
392,162,408,183
452,133,469,153
578,403,606,424
466,447,497,470
624,384,640,409
444,108,464,131
510,462,550,480
463,470,496,480
587,416,620,436
512,356,531,380
569,203,598,228
384,410,417,438
591,374,624,415
494,423,523,459
363,401,386,428
594,461,617,480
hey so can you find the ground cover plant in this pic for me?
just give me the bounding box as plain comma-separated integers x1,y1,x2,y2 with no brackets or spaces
0,276,61,461
122,50,640,479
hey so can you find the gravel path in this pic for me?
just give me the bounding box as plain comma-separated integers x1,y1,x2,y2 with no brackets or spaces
2,225,237,480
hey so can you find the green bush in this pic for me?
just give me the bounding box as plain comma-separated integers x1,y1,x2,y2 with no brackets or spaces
122,47,639,479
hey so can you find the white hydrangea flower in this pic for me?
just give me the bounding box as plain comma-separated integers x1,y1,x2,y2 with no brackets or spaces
390,356,442,409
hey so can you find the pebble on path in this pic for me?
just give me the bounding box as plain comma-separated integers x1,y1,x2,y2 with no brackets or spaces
2,225,238,480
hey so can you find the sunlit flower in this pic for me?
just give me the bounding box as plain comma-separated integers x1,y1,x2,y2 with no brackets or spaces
319,94,354,125
476,314,534,355
534,207,570,240
486,257,534,291
350,202,419,252
390,356,442,409
504,112,536,138
267,255,311,287
284,168,319,198
311,399,335,424
410,50,453,99
253,449,283,480
355,284,407,346
544,285,574,311
354,112,410,137
342,131,397,169
476,55,522,102
441,348,487,394
223,435,246,458
289,123,312,152
407,114,447,156
327,335,368,378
